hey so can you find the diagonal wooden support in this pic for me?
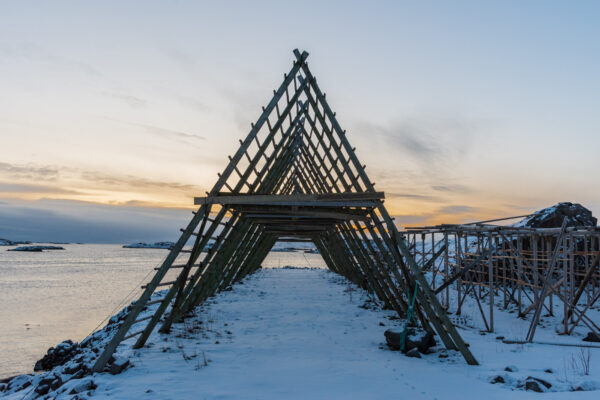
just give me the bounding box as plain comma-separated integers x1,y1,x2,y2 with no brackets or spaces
91,49,482,374
526,218,568,342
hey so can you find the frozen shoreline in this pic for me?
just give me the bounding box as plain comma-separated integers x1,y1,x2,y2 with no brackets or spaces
2,266,599,399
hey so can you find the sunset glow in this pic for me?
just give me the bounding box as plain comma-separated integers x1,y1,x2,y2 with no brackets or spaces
1,1,599,241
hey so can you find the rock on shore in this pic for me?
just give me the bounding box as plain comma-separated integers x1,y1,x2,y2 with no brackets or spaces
7,245,65,252
515,202,597,228
123,241,174,249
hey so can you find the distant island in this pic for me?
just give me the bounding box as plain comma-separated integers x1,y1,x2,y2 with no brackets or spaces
8,245,65,252
271,247,319,253
123,242,175,249
0,238,32,246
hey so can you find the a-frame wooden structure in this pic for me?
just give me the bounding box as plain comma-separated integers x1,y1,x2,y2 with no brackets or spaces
92,49,478,371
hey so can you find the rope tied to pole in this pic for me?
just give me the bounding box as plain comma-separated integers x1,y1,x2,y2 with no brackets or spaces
400,281,419,352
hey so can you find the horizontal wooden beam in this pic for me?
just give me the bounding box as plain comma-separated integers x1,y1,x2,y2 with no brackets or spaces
265,230,323,236
243,214,339,219
194,192,384,206
230,205,370,216
263,224,332,231
274,238,314,242
223,200,378,207
242,210,370,222
245,218,339,225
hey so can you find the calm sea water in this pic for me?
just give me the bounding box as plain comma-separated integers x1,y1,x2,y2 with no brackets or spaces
0,244,325,378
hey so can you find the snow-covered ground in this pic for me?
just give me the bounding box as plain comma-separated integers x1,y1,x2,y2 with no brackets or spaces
2,266,599,399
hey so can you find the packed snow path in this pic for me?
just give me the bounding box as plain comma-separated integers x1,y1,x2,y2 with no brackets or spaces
90,267,597,399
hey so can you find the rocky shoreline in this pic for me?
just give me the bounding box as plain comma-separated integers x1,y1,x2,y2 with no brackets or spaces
0,297,150,399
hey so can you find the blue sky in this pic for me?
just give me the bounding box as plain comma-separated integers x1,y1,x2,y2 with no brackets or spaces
0,1,598,242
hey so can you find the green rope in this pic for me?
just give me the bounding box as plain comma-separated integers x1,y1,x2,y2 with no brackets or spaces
400,281,419,352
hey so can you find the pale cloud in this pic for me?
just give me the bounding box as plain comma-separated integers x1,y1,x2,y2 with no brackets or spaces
0,162,60,180
100,92,147,108
437,205,478,215
0,161,205,207
79,171,202,192
355,117,475,166
106,118,206,144
387,192,442,202
0,198,191,243
431,184,472,193
393,214,432,226
0,41,103,77
0,183,81,195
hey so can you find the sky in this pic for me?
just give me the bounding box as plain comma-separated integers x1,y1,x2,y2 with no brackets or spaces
0,1,599,243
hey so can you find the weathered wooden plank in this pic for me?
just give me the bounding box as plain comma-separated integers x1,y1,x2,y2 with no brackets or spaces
194,192,384,205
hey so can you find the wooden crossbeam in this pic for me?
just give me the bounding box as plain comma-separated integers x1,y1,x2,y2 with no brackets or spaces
245,218,340,225
242,212,369,221
264,230,324,235
194,192,384,206
262,224,333,230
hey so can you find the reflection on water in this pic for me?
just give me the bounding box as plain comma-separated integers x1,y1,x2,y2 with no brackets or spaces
0,244,325,378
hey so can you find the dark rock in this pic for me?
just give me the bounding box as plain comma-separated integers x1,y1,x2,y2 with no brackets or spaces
504,365,519,372
526,376,552,389
438,353,448,358
544,369,553,373
403,338,417,353
8,245,64,252
109,359,130,375
34,360,44,372
68,378,96,394
405,348,421,358
379,322,385,327
35,384,50,395
495,336,505,340
384,330,401,348
525,380,543,392
517,202,597,228
69,369,86,380
123,241,174,249
490,375,505,384
64,363,82,375
417,331,436,354
384,329,407,351
107,305,133,327
7,376,32,392
34,340,80,371
0,376,15,384
50,377,63,390
384,329,417,352
583,331,600,342
38,376,55,387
